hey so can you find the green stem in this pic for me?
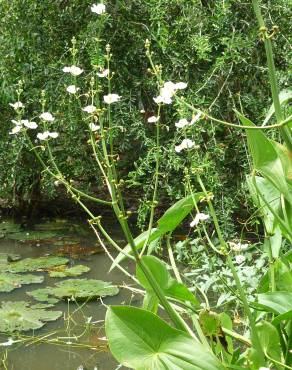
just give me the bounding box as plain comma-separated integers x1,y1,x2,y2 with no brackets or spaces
252,0,292,151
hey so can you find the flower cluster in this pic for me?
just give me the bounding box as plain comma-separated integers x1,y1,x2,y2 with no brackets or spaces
175,113,201,129
154,81,187,105
175,138,197,153
9,119,37,135
9,101,24,110
62,65,83,76
91,3,106,14
190,213,210,228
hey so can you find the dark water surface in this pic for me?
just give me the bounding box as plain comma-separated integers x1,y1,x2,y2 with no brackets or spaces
0,218,136,370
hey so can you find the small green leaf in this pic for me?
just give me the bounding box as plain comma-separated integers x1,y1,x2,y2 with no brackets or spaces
106,305,225,370
110,193,203,271
7,256,69,273
137,256,199,306
238,111,292,205
263,89,292,126
49,264,90,278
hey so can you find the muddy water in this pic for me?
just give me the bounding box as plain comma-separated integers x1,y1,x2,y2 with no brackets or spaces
0,218,137,370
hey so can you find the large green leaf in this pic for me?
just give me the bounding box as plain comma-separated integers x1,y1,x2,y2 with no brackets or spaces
136,255,199,308
105,306,225,370
263,89,292,126
110,193,203,271
247,175,281,234
238,111,292,205
257,321,282,364
257,291,292,314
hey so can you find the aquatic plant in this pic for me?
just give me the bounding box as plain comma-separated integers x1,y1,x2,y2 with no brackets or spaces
28,279,119,303
0,273,44,293
0,301,62,333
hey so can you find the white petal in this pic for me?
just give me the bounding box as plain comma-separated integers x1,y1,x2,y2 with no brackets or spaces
89,122,100,132
175,82,187,90
97,68,109,77
91,3,106,14
39,112,55,122
70,65,83,76
147,116,159,123
48,132,59,138
235,255,246,265
82,105,97,113
23,121,38,129
175,118,189,128
9,101,24,109
37,132,50,140
66,85,79,94
103,94,121,104
9,126,22,135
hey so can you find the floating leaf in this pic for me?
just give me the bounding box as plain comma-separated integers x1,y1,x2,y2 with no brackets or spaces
7,230,58,241
28,279,119,303
49,265,90,278
0,301,62,333
0,273,44,292
7,256,69,273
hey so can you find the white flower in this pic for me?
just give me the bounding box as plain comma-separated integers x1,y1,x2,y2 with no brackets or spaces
147,116,159,123
153,95,172,105
175,118,189,128
103,93,121,104
0,338,16,347
49,132,59,138
9,101,24,109
190,112,201,125
91,3,106,14
190,213,210,227
89,122,100,131
229,241,249,252
39,112,55,122
62,65,83,76
66,85,79,94
175,138,196,152
82,105,97,114
97,68,109,78
9,125,22,135
235,255,246,265
21,119,38,130
11,119,22,126
174,82,187,90
37,131,58,140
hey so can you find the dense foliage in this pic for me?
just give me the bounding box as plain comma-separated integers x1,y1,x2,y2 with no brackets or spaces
0,0,291,232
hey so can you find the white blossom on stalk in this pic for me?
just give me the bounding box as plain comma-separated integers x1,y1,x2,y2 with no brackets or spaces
66,85,79,94
89,122,100,132
9,101,24,110
82,105,97,114
175,118,189,128
39,112,55,122
11,119,22,126
9,126,22,135
174,82,187,90
91,3,106,14
96,69,109,78
147,116,159,123
190,213,210,227
190,112,202,125
62,65,83,76
37,131,59,140
175,138,196,152
235,255,246,265
229,241,249,252
23,120,38,129
103,94,121,104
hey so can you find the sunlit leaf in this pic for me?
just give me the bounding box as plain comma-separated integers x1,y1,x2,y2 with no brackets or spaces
106,305,225,370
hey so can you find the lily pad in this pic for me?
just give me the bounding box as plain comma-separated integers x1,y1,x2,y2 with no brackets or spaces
0,301,62,333
7,230,58,241
0,273,44,292
49,265,90,278
56,244,103,259
28,279,119,303
0,253,21,262
7,256,69,273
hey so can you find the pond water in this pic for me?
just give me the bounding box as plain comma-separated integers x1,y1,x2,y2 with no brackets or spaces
0,217,136,370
